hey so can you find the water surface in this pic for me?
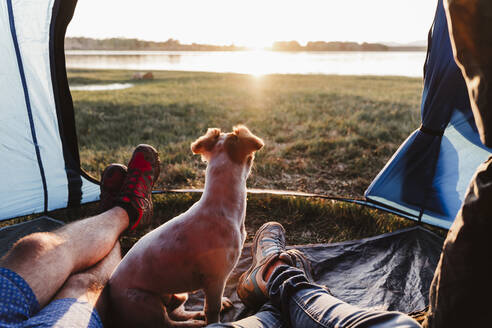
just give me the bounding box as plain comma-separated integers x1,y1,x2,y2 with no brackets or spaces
66,50,426,77
70,83,134,91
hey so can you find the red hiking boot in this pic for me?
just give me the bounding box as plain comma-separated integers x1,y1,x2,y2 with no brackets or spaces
116,144,160,231
99,164,127,213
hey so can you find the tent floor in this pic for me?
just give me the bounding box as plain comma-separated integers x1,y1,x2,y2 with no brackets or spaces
0,219,441,323
187,226,443,323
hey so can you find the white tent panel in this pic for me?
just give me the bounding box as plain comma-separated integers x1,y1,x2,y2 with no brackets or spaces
0,0,80,220
13,0,69,212
81,176,100,204
0,1,46,219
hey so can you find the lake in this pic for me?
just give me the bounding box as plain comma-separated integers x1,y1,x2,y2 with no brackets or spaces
65,50,427,77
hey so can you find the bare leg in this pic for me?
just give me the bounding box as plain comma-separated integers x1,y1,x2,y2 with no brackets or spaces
52,241,122,325
0,206,129,307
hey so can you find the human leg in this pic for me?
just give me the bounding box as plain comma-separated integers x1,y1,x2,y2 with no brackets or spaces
267,266,420,328
207,302,285,328
19,241,122,328
231,222,420,328
0,207,128,308
0,144,160,309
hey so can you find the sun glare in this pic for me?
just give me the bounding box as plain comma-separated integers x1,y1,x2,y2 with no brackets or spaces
67,0,437,47
242,50,270,77
65,0,437,78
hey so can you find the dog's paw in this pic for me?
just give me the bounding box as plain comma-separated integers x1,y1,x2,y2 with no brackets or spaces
180,319,207,327
221,297,234,312
169,307,205,322
192,311,206,321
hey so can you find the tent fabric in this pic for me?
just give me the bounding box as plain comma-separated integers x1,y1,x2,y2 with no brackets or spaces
185,226,443,322
0,0,99,222
364,0,492,229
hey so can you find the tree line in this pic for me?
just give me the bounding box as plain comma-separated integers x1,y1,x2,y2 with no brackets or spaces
65,37,425,52
270,41,424,51
65,37,246,51
271,40,388,51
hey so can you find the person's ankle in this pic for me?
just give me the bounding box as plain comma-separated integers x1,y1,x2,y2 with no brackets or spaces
107,206,130,231
264,259,291,282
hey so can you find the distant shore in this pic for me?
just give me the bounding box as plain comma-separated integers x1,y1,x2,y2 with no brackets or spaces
65,37,426,52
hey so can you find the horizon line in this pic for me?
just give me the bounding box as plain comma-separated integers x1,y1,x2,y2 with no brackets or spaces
65,35,427,48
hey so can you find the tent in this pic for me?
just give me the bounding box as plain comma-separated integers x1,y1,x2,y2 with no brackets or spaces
0,0,488,319
0,0,99,221
364,0,492,229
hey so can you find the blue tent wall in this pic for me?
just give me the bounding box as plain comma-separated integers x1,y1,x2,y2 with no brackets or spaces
365,0,492,229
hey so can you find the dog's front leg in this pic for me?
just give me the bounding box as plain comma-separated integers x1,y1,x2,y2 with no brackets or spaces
203,280,226,324
164,293,206,322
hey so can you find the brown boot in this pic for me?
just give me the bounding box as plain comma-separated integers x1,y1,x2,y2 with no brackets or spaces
99,164,127,213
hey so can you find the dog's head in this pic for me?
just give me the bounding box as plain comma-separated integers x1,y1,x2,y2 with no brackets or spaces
191,125,263,168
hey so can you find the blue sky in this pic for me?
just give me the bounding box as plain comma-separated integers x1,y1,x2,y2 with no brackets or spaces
67,0,437,48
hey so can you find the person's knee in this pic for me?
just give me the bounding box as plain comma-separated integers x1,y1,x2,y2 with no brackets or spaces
56,272,105,305
64,273,104,294
3,232,66,263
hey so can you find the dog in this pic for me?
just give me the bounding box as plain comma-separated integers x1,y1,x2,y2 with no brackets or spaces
109,126,263,327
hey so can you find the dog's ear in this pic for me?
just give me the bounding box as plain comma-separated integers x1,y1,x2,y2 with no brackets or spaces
191,128,221,156
225,125,264,164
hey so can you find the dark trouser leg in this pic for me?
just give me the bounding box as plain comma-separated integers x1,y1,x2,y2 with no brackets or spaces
207,302,285,328
210,266,419,328
268,266,420,328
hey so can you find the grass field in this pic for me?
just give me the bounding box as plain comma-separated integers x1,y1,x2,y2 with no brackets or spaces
4,69,441,250
71,70,422,196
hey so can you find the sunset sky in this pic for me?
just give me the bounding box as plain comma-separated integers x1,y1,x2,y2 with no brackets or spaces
67,0,437,48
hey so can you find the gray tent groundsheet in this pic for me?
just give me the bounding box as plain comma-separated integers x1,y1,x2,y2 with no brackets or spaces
186,226,443,322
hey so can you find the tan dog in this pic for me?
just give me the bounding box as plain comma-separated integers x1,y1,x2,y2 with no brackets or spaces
109,126,263,327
